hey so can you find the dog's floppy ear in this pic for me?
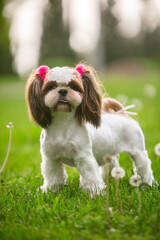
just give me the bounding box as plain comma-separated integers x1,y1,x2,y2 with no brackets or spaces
25,66,51,128
75,64,102,128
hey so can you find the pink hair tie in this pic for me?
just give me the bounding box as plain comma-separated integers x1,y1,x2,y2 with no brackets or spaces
75,65,87,76
36,65,50,81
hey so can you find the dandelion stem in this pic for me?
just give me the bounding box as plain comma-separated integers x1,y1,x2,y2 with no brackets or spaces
106,164,111,229
115,178,123,214
135,187,141,214
0,127,12,174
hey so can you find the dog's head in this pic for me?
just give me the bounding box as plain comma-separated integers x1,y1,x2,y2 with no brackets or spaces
26,64,102,128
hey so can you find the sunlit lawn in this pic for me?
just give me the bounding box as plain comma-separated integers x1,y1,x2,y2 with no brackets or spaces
0,70,160,240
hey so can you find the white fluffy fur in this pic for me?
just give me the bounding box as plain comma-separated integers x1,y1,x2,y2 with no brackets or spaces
47,67,76,83
40,109,154,196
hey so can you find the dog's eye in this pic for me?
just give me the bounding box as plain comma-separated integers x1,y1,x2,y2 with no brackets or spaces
69,84,80,92
68,80,84,93
42,81,57,94
48,84,57,90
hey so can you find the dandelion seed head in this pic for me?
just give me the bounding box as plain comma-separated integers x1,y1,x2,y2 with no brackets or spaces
143,84,156,98
111,167,125,179
154,143,160,157
131,98,143,112
115,94,128,105
110,228,116,232
129,174,142,187
6,122,13,129
108,207,113,213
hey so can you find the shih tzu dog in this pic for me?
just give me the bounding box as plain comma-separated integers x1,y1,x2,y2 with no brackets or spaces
26,64,155,195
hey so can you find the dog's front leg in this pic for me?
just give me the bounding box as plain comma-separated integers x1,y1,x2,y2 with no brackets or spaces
40,156,68,193
75,152,106,196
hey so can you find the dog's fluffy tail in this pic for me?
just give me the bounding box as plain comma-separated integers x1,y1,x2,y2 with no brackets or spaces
103,98,137,116
103,98,123,113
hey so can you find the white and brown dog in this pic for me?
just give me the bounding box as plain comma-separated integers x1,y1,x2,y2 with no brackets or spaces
26,64,154,195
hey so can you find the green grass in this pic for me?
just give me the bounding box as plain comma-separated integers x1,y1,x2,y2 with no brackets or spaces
0,71,160,240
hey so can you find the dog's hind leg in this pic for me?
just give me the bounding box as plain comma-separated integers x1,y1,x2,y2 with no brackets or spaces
129,150,154,186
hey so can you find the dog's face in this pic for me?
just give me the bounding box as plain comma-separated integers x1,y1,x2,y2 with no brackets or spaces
26,64,102,129
42,67,84,113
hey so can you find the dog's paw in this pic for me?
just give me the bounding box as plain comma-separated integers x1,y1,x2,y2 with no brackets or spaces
152,180,159,187
139,179,158,190
81,182,106,197
40,185,48,193
139,183,150,190
40,183,67,193
51,184,66,193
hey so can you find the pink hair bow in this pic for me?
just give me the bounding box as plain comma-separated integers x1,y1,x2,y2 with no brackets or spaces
75,65,87,76
36,65,50,81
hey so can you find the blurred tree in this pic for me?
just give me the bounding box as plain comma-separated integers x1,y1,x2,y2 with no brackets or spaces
143,28,160,60
1,0,160,75
102,0,160,64
103,7,142,63
40,0,77,67
0,0,13,74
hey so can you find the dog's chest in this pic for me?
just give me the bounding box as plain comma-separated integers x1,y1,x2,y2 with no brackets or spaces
42,131,77,157
40,121,89,165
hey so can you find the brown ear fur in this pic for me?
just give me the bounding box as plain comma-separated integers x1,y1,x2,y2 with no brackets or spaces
75,66,102,128
25,70,51,128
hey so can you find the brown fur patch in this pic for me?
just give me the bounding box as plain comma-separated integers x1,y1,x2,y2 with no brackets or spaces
103,98,135,120
103,98,123,113
68,80,84,93
42,81,58,96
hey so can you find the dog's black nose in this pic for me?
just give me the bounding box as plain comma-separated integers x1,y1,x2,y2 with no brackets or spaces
58,89,68,96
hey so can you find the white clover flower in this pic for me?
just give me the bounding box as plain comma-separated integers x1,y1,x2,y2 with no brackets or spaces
143,84,156,98
129,174,142,187
115,94,128,105
154,143,160,157
6,122,13,128
111,167,125,179
131,98,143,112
